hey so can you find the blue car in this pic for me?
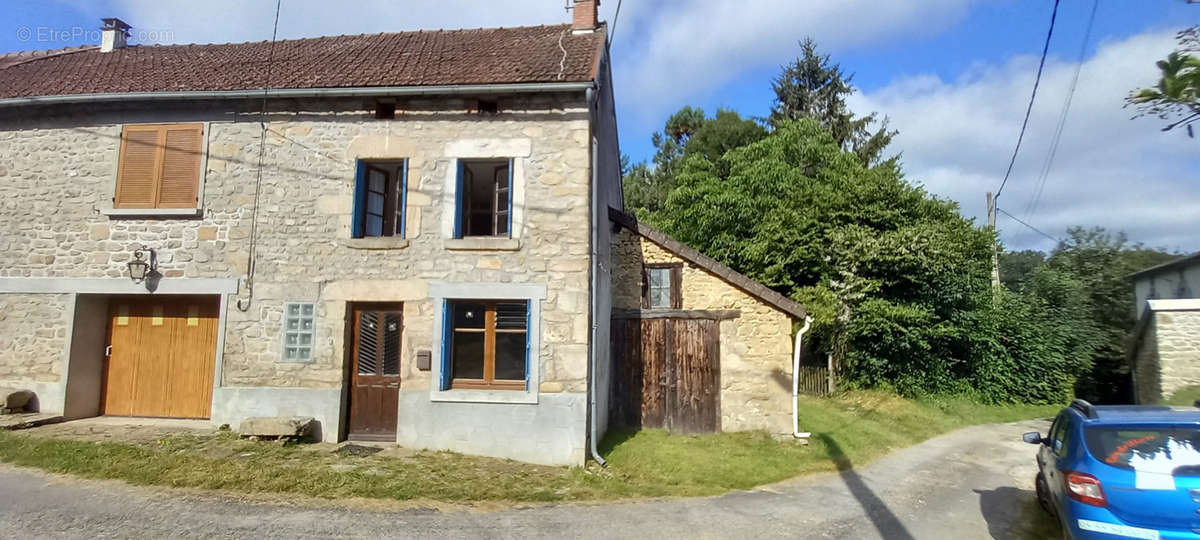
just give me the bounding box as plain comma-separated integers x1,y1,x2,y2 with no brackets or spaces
1025,399,1200,539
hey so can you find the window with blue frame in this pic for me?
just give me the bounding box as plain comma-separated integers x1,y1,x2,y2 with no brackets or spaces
454,159,512,238
351,159,408,238
444,300,528,390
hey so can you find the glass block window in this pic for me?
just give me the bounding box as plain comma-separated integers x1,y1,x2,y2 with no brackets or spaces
282,302,315,363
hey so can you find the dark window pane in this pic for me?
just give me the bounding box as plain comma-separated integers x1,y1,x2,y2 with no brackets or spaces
357,311,379,375
495,332,527,381
452,302,486,329
495,164,510,190
365,215,383,237
451,331,484,379
496,302,527,330
383,312,401,376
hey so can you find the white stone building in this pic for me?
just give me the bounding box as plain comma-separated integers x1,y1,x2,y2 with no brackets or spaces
1130,253,1200,404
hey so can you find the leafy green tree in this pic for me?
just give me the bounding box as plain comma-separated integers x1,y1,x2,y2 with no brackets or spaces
622,107,766,216
1043,228,1177,402
771,38,896,165
1128,26,1200,136
999,249,1047,291
650,119,1019,397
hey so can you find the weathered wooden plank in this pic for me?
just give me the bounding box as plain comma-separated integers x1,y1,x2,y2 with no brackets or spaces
612,308,741,320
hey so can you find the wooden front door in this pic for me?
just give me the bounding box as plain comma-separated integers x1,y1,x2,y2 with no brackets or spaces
103,296,218,419
611,316,720,434
347,304,403,441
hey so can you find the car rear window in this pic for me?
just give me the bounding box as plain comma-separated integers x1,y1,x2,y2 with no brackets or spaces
1084,427,1200,475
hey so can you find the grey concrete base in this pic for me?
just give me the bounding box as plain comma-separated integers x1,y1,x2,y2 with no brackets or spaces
396,391,586,466
0,380,64,415
0,412,63,430
210,387,341,443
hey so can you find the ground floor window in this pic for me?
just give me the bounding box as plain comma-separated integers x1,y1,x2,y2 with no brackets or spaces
446,300,528,390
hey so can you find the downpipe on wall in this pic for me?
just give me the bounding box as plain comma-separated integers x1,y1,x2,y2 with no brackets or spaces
585,84,607,467
792,316,814,439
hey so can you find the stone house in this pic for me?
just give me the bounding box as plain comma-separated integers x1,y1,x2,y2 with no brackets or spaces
608,210,807,435
0,4,812,466
1130,253,1200,404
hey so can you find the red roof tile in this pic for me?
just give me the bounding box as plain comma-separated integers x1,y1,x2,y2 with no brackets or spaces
0,24,606,99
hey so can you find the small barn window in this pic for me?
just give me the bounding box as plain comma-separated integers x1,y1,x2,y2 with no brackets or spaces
644,264,682,309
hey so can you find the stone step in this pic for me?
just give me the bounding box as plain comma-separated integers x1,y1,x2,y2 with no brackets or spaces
0,413,63,431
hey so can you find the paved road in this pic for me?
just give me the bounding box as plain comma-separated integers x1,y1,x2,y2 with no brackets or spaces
0,420,1056,539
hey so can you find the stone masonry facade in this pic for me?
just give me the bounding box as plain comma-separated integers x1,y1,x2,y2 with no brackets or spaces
611,228,796,433
0,94,593,395
1135,309,1200,403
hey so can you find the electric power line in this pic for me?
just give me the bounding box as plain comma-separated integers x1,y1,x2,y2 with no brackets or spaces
994,0,1061,201
997,207,1061,244
1022,0,1098,222
609,0,624,50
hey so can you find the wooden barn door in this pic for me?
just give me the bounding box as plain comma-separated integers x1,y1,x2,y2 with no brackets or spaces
612,316,720,434
103,296,218,419
347,304,403,441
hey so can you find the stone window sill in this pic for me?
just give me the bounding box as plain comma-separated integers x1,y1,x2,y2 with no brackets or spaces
340,237,411,250
430,388,538,405
444,237,520,251
101,207,202,218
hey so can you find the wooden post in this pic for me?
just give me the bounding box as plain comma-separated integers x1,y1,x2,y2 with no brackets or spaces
826,352,835,395
987,192,1000,292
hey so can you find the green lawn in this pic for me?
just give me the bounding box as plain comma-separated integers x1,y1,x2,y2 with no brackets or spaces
0,391,1059,502
1165,385,1200,406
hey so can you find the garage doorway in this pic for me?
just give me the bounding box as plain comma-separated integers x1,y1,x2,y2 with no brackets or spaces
101,295,219,419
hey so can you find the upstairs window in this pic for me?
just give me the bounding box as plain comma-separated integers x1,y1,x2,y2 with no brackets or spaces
113,123,204,209
444,300,528,390
352,159,408,238
454,160,512,238
643,264,682,309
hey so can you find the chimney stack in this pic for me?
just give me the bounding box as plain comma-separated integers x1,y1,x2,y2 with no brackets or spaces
572,0,599,33
100,18,131,52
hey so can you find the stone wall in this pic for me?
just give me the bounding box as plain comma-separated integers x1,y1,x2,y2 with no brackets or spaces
0,94,594,394
0,293,70,383
611,229,796,433
1154,310,1200,400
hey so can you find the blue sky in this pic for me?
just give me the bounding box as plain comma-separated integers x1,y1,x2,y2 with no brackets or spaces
3,0,1199,252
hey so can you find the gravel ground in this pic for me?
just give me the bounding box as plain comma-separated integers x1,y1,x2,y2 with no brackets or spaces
0,419,1058,539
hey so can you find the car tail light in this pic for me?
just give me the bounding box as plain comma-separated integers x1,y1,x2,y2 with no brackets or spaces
1064,471,1107,507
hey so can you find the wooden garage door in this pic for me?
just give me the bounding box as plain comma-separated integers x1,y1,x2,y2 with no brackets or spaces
103,296,219,419
611,317,720,434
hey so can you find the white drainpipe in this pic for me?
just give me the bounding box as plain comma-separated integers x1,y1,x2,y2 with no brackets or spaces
792,316,814,439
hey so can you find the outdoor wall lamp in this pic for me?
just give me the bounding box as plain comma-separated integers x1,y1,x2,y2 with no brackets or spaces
127,245,156,283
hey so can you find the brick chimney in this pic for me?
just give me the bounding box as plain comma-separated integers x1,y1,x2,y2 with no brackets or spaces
572,0,599,33
100,18,131,52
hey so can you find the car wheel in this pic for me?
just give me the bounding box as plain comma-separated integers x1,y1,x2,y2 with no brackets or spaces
1035,473,1052,515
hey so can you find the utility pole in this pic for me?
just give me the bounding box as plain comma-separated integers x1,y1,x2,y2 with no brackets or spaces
987,192,1000,292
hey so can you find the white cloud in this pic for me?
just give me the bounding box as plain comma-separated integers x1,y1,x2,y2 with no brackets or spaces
851,30,1200,253
611,0,974,114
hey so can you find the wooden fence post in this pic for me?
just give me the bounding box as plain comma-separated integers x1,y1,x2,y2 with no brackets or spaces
826,352,835,395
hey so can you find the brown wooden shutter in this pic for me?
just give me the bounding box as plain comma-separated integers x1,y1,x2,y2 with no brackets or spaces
156,124,203,208
113,126,163,208
113,123,203,209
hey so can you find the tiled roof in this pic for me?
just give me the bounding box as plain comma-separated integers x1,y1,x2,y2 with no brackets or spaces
0,24,605,99
609,208,810,320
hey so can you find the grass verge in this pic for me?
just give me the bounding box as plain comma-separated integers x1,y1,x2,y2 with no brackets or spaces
0,391,1058,502
1165,385,1200,406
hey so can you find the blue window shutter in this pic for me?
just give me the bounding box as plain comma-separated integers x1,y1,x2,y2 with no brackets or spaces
507,158,515,238
453,160,465,238
440,300,452,391
525,300,531,391
399,158,409,238
351,160,366,238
